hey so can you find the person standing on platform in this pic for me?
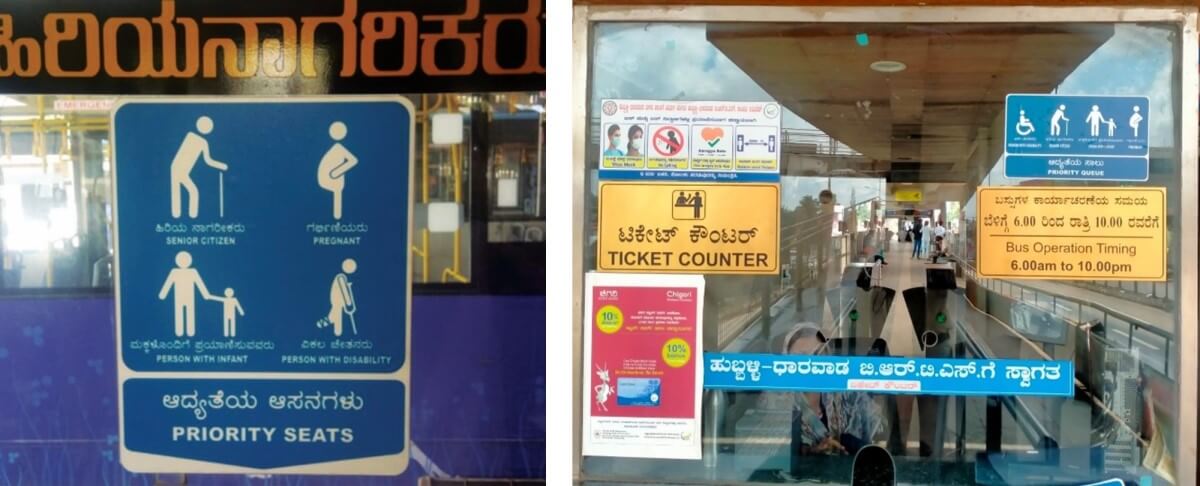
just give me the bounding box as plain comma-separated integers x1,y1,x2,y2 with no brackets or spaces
920,220,933,258
910,217,923,259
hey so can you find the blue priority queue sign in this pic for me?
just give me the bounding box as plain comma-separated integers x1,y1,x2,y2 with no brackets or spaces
1004,94,1150,181
113,99,413,475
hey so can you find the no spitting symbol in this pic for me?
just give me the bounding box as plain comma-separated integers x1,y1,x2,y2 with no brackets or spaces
654,126,685,157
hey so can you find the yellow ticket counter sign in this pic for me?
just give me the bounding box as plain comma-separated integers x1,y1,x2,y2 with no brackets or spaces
597,182,779,274
976,187,1166,281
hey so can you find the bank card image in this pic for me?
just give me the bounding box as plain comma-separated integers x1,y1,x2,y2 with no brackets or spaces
617,378,661,407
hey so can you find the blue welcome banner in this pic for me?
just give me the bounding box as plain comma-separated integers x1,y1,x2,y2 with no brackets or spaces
704,353,1074,397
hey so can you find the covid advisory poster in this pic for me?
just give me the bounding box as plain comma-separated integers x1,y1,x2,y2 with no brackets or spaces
598,99,782,183
582,273,704,460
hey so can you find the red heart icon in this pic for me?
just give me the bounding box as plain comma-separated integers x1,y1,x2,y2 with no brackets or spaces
701,127,724,142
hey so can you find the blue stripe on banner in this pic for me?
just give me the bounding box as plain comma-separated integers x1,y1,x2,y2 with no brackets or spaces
598,170,780,183
703,353,1074,397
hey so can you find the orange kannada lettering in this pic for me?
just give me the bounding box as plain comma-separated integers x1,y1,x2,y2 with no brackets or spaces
360,11,418,76
0,14,42,77
420,0,481,76
0,0,544,80
44,13,100,77
482,0,543,75
299,0,357,77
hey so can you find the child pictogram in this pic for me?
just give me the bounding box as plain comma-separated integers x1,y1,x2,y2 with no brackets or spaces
212,288,246,338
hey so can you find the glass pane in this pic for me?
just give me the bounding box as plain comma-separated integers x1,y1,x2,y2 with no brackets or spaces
0,97,112,290
585,19,1183,485
487,93,547,243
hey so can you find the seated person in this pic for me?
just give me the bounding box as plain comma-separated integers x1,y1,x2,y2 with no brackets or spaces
783,323,886,456
929,235,946,263
872,249,887,287
854,248,888,290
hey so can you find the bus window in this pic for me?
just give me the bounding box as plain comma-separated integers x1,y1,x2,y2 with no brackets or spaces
0,93,547,294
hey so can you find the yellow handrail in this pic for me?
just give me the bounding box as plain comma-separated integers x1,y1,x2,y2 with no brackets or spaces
442,268,468,283
411,95,432,283
439,96,468,283
422,229,429,281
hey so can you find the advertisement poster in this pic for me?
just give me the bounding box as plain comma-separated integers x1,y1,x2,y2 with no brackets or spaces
582,273,704,460
598,99,782,182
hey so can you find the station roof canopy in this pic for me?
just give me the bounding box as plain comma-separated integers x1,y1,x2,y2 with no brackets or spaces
708,23,1113,183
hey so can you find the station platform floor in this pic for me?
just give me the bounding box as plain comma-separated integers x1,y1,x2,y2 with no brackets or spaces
724,243,949,357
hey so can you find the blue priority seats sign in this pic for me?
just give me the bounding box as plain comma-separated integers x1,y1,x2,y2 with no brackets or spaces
113,99,413,475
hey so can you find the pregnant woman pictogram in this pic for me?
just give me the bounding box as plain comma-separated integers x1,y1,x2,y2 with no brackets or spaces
318,122,359,220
